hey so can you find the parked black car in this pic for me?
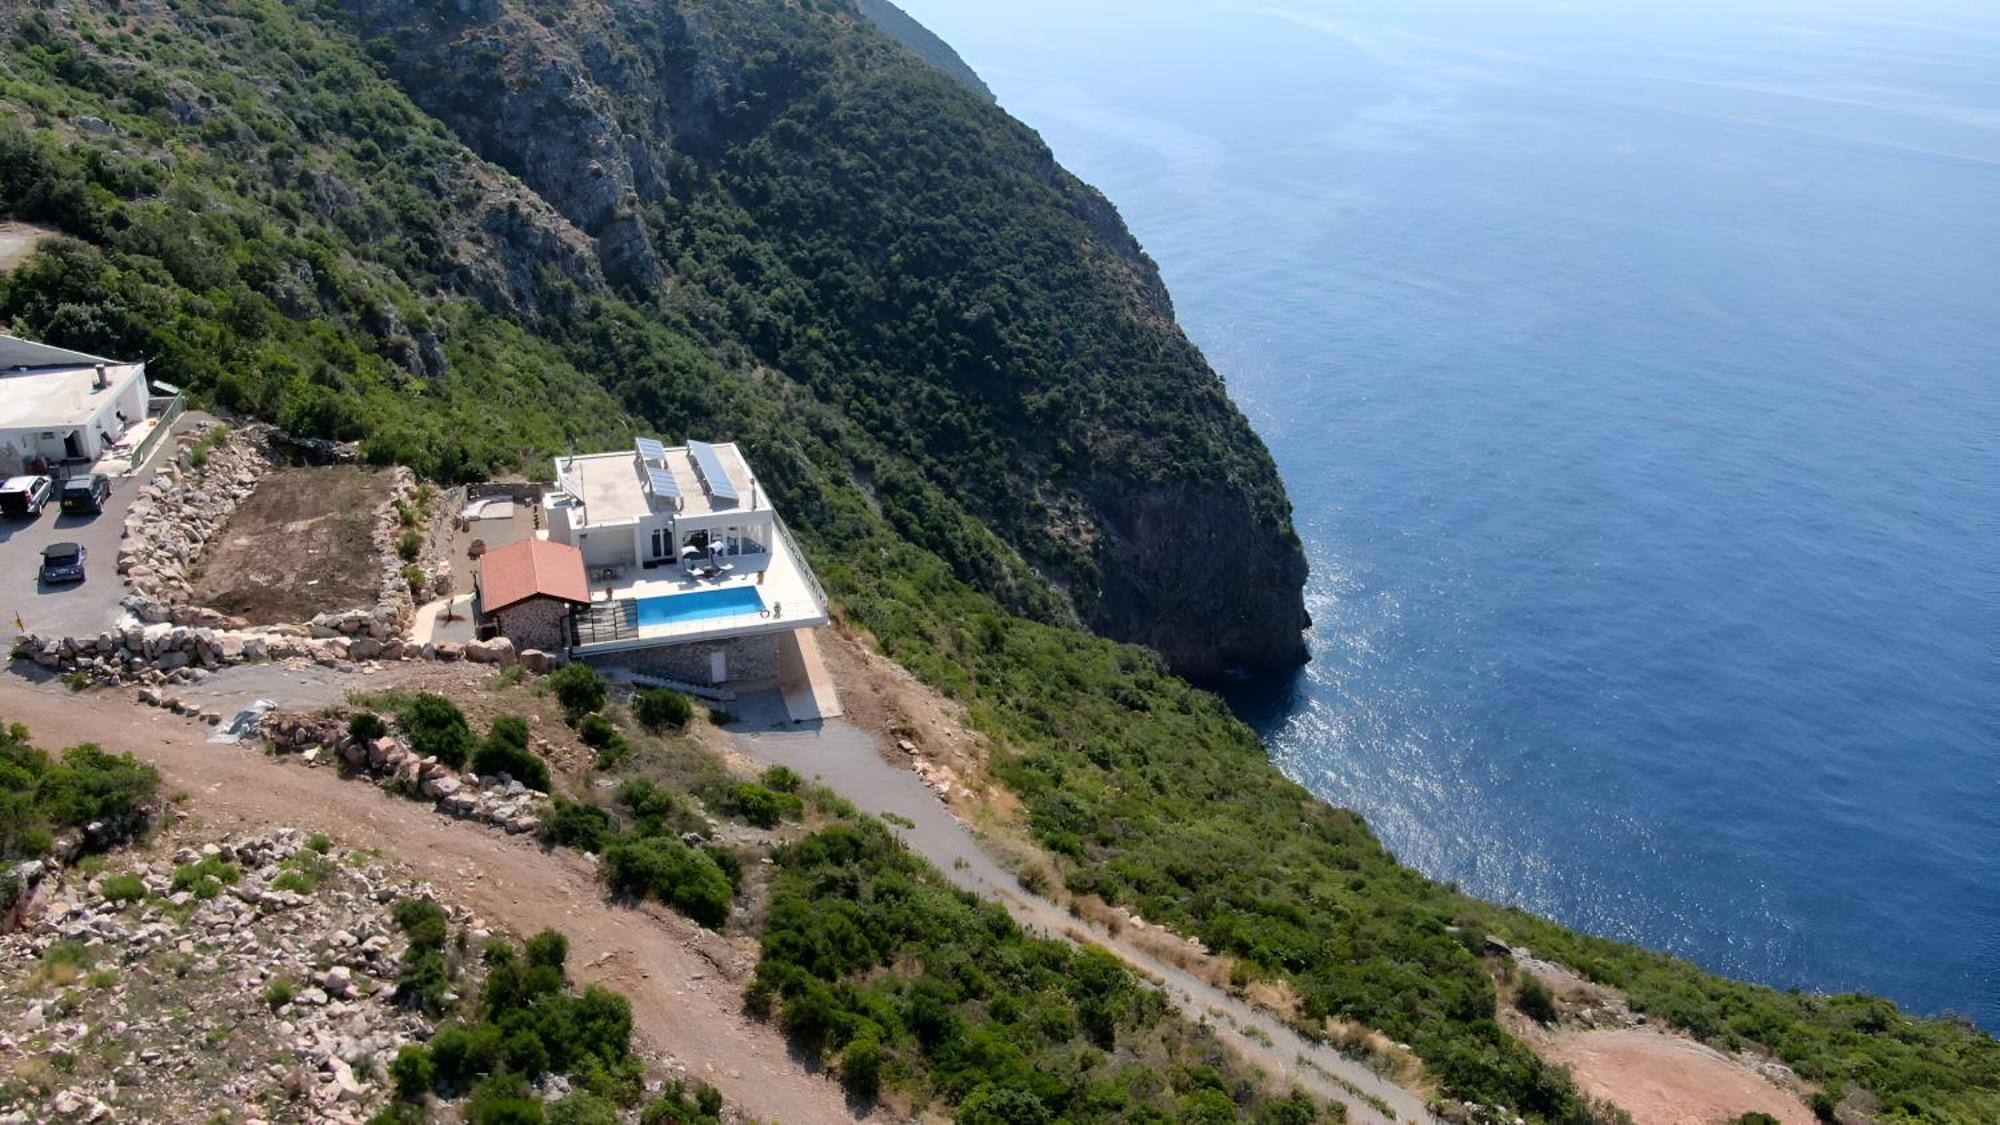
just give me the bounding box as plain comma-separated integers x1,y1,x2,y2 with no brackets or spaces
59,473,110,514
39,542,86,584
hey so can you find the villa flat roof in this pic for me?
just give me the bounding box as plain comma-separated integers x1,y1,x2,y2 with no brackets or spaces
0,335,120,370
556,441,764,527
0,362,146,431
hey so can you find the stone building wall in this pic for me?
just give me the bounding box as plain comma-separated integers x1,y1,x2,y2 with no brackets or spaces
584,633,780,686
490,598,573,653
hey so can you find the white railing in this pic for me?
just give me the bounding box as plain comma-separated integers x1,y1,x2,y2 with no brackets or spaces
774,514,829,615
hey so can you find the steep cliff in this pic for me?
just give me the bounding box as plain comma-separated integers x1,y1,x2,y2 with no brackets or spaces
327,0,1309,675
854,0,996,102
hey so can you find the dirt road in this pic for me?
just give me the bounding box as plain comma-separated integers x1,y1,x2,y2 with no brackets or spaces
0,674,857,1124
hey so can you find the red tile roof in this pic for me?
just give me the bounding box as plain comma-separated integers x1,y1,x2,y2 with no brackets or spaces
479,539,589,612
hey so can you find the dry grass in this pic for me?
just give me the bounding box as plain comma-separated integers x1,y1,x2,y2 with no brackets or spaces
1324,1017,1434,1092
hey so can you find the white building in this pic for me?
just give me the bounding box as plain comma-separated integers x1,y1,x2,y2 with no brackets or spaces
0,336,151,471
543,438,829,674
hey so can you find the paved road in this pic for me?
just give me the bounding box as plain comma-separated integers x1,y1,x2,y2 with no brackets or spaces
0,412,200,639
726,702,1439,1125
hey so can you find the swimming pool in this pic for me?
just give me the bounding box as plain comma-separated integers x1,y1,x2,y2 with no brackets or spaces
634,586,765,628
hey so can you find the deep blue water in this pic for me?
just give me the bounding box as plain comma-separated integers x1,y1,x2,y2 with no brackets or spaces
901,0,2000,1024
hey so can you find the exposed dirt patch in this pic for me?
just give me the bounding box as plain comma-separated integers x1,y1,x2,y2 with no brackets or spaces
190,466,396,623
0,221,57,273
1543,1029,1816,1125
1500,957,1816,1124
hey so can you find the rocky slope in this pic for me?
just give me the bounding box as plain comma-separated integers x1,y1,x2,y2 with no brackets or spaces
319,0,1310,675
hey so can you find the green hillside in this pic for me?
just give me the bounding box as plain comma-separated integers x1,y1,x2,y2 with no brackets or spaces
1,1,1992,1121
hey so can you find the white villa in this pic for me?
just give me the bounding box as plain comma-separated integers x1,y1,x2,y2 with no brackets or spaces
0,336,157,472
539,438,830,688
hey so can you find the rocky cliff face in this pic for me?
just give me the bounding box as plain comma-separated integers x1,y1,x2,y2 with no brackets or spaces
324,0,1310,676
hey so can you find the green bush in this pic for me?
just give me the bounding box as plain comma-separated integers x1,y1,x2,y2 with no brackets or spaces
389,1044,433,1101
548,663,606,724
263,978,295,1009
546,1092,619,1125
600,836,733,928
723,782,801,829
541,798,614,853
577,713,619,749
348,712,388,743
396,694,474,769
639,1080,723,1125
100,873,144,902
465,1072,543,1125
1515,974,1558,1025
428,1021,503,1088
391,897,452,1015
471,715,550,791
632,688,692,733
0,727,158,866
170,856,240,900
525,929,568,970
760,765,802,794
839,1033,882,1101
397,528,423,562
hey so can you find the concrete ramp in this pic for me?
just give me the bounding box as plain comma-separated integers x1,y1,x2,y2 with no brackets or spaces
776,627,841,722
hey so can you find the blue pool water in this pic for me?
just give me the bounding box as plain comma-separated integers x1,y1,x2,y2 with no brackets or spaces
635,587,765,628
903,0,2000,1023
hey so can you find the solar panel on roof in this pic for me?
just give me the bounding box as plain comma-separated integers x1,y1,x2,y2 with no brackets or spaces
687,440,740,502
645,466,682,499
635,436,667,464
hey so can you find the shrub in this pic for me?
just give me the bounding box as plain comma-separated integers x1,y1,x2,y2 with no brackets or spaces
541,798,614,853
306,832,333,854
389,1045,433,1101
263,977,295,1009
1515,974,1558,1025
397,528,423,562
547,1092,619,1125
600,837,733,928
640,1080,723,1125
703,844,743,891
0,733,158,866
548,663,606,723
723,782,801,829
170,856,240,900
347,712,388,742
464,1072,543,1125
100,873,144,902
397,694,474,769
392,897,453,1015
840,1033,882,1101
428,1021,504,1088
577,713,619,749
633,688,693,733
502,1028,550,1080
525,929,569,970
471,715,550,792
760,765,802,794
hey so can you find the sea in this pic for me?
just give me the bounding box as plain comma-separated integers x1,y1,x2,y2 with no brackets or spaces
898,0,2000,1026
